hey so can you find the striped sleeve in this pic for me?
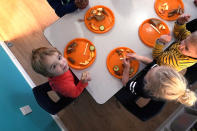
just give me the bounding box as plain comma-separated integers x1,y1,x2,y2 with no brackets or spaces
156,51,179,70
173,22,191,41
152,43,165,59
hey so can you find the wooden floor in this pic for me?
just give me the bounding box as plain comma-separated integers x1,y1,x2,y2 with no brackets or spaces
0,0,180,130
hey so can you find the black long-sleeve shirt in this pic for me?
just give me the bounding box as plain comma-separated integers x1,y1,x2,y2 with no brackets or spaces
115,61,166,121
47,0,78,17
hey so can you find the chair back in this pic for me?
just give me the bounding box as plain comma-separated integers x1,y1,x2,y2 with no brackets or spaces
33,82,74,115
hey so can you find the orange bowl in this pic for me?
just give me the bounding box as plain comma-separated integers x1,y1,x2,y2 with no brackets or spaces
139,18,170,48
64,38,96,70
106,47,139,79
84,5,115,34
154,0,184,21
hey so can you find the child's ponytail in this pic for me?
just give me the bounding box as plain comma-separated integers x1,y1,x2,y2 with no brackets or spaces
177,89,197,107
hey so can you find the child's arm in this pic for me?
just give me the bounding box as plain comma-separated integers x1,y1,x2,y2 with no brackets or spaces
122,58,131,86
70,71,91,97
127,53,153,65
174,14,191,41
53,72,90,98
122,54,153,86
152,35,171,59
47,0,78,17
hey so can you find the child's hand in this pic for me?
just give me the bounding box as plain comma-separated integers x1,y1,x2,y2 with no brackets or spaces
158,35,172,45
177,14,191,25
194,0,197,7
81,71,91,83
123,58,130,70
75,0,89,9
126,53,141,61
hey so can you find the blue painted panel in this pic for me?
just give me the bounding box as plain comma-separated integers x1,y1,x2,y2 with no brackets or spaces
0,45,60,131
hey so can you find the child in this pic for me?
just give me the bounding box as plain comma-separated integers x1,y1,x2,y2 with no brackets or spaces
152,14,197,72
116,53,197,121
47,0,89,17
31,47,91,98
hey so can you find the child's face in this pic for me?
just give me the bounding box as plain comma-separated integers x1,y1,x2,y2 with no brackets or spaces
179,36,197,58
43,52,69,77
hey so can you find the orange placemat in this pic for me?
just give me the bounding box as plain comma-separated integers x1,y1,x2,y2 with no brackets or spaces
64,38,96,70
84,5,115,34
139,18,170,48
154,0,184,21
106,47,139,79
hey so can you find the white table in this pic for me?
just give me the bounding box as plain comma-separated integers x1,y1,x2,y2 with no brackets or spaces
44,0,197,104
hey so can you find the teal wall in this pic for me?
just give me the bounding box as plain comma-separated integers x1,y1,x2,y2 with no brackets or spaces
0,45,60,131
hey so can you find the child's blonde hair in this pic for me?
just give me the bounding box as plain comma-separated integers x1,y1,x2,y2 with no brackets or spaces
31,47,61,77
145,66,196,107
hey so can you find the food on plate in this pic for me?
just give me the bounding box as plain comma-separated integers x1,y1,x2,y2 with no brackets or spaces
89,45,95,51
149,19,161,27
87,52,93,61
89,23,99,31
168,5,184,17
83,43,89,55
99,25,105,31
159,24,166,30
113,65,119,72
150,24,161,34
67,57,75,64
114,70,121,76
87,16,93,21
67,42,77,54
80,60,89,66
102,8,108,16
94,14,105,21
80,51,95,65
115,49,123,56
119,49,124,52
126,49,131,53
129,68,134,75
168,9,178,17
158,3,169,14
177,6,184,15
87,7,108,21
91,51,95,58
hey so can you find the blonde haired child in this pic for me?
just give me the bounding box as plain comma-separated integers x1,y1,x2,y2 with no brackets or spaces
116,53,197,121
31,47,91,98
144,66,196,107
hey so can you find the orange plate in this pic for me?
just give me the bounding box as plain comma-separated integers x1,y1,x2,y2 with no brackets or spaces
84,5,115,34
139,18,170,48
154,0,184,21
64,38,96,70
106,47,139,79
